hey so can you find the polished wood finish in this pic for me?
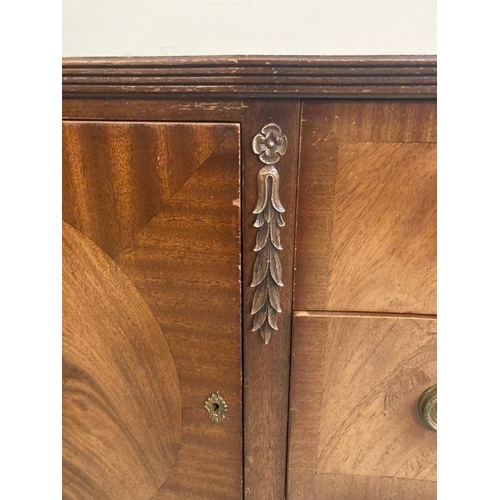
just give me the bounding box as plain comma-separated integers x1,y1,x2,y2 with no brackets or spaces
241,101,300,499
294,101,437,314
62,56,436,98
287,312,437,499
62,98,301,500
62,65,438,499
63,121,231,258
315,474,437,499
63,121,243,499
63,221,182,500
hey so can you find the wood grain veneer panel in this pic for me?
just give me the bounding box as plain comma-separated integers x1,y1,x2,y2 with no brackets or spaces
63,121,243,499
287,312,437,500
295,101,437,314
313,100,437,142
63,121,230,259
316,315,437,480
116,133,243,499
63,222,182,500
315,473,437,500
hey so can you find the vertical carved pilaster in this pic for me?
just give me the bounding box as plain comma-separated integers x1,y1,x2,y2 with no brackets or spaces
251,123,288,344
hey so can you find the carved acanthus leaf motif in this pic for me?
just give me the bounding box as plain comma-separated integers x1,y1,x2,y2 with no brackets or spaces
251,124,287,344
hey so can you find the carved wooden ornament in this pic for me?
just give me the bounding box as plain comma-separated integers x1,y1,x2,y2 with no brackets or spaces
251,123,288,344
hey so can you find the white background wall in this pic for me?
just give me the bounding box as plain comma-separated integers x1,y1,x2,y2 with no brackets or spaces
62,0,436,57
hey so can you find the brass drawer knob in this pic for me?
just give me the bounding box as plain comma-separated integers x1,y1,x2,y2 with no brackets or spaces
418,384,437,431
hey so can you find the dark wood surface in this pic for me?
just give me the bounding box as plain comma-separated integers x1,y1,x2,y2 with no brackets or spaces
63,121,243,499
62,88,438,499
294,101,437,315
241,101,301,500
62,97,302,500
287,312,437,499
62,56,436,98
62,98,248,122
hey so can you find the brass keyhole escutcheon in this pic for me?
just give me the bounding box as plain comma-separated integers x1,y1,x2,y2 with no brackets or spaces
204,391,227,424
418,384,437,431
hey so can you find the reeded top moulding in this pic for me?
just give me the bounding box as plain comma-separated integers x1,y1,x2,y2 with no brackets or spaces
62,55,437,99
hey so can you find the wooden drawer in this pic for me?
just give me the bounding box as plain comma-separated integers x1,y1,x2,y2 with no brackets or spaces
287,312,437,499
294,101,437,315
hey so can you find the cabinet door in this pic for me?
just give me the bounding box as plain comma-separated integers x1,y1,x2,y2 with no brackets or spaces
287,313,437,499
63,121,242,499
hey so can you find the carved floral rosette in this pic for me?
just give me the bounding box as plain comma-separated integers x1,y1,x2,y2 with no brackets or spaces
251,124,288,344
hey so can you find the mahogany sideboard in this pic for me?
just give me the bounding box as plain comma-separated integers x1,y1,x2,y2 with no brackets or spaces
62,56,437,500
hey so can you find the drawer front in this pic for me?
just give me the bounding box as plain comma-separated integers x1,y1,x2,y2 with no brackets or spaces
287,313,437,499
294,101,437,314
63,121,243,499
